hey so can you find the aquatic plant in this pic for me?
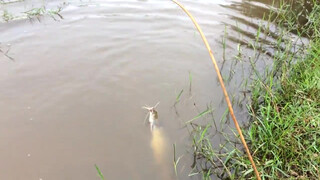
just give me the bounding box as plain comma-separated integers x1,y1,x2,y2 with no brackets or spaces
23,6,64,21
2,10,13,22
1,3,66,23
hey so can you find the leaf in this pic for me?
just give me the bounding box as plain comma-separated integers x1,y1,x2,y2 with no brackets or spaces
185,108,213,124
198,124,211,143
175,89,184,104
95,164,105,180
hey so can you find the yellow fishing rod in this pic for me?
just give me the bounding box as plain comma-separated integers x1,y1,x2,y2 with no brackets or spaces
172,1,261,179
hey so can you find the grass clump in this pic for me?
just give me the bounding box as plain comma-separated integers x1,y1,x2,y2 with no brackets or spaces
2,10,13,22
1,3,66,23
23,7,51,20
23,6,64,21
246,1,320,178
247,41,320,179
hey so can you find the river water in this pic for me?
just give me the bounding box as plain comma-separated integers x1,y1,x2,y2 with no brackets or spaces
0,0,279,179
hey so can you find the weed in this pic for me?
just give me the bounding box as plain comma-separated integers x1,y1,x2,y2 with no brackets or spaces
2,10,13,22
23,6,64,22
1,3,66,22
95,164,105,180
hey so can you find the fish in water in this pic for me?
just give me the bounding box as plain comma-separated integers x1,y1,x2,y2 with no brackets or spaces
142,102,160,131
142,102,173,179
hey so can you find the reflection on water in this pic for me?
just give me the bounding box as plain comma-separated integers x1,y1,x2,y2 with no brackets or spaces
150,127,172,180
222,0,312,56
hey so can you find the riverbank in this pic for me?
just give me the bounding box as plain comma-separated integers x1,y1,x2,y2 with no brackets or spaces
246,41,320,179
188,1,320,179
244,1,320,179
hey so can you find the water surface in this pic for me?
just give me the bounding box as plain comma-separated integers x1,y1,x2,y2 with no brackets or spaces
0,0,279,179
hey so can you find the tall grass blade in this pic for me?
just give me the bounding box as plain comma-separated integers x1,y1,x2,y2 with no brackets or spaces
175,89,184,105
94,164,105,180
185,108,213,124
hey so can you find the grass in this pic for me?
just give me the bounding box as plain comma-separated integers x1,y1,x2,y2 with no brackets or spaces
0,44,14,61
2,10,13,22
23,6,64,21
173,143,183,177
185,107,214,124
174,89,184,105
1,3,66,22
247,40,320,179
184,0,320,179
189,71,193,94
95,164,105,180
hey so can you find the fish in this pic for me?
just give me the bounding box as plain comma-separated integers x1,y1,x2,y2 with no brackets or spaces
142,102,159,131
142,102,173,179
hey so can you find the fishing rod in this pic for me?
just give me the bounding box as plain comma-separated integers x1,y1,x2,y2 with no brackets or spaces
172,1,261,179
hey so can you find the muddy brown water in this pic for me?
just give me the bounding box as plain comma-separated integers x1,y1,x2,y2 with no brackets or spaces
1,0,281,179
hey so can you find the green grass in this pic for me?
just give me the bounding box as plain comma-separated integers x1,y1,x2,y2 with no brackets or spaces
1,3,66,22
173,143,183,177
174,89,184,106
247,41,320,179
246,2,320,177
185,107,213,124
2,10,13,22
95,164,105,180
23,6,64,21
185,0,320,179
187,41,320,180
